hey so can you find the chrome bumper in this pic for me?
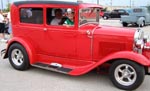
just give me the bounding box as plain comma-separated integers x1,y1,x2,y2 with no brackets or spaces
1,49,6,57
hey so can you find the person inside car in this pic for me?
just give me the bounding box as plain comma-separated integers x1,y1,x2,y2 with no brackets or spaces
50,9,63,25
63,8,74,26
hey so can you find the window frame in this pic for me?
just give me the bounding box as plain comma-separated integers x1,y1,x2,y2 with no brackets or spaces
19,6,44,26
45,5,78,30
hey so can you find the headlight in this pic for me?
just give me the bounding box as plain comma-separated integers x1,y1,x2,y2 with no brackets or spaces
135,40,144,49
134,29,144,52
134,29,144,42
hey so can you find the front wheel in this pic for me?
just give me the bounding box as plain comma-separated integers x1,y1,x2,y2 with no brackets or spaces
103,16,109,20
109,60,145,90
8,43,30,71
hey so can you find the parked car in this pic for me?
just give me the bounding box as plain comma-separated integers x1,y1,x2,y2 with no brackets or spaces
2,1,150,90
102,9,129,20
121,7,150,27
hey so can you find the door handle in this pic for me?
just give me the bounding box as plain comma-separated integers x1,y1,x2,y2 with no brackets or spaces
43,28,47,31
64,32,77,37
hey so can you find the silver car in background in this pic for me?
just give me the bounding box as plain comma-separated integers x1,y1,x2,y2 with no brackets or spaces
121,7,150,27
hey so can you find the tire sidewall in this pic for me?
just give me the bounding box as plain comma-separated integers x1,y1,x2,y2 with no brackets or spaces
103,16,108,20
8,43,30,70
122,22,128,27
109,60,145,90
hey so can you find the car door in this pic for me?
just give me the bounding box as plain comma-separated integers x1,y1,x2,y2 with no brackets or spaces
110,10,118,18
42,26,77,58
40,7,77,59
145,9,150,23
118,10,126,18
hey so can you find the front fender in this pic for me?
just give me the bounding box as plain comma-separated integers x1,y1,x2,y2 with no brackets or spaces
69,51,150,76
4,37,36,64
97,51,150,66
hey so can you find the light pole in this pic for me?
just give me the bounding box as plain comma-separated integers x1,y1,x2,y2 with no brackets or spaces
0,0,3,11
97,0,99,5
130,0,132,8
110,0,112,10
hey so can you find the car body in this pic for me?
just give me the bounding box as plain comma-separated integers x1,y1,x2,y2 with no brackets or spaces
121,7,150,27
102,9,129,20
2,1,150,90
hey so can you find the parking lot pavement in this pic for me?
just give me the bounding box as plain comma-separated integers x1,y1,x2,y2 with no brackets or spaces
1,20,150,91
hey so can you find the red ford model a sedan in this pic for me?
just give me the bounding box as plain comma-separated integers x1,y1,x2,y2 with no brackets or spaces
2,1,150,90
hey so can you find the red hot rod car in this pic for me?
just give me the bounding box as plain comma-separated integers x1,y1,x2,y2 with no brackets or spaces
2,1,150,90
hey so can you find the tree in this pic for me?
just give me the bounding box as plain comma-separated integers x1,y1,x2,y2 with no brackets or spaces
4,3,10,12
102,7,108,12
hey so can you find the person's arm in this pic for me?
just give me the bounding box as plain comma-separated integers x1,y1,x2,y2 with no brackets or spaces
50,19,58,25
0,14,5,22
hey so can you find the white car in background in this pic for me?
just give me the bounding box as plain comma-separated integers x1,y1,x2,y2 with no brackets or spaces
121,7,150,27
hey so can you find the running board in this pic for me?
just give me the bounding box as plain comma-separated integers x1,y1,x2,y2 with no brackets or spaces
32,62,73,74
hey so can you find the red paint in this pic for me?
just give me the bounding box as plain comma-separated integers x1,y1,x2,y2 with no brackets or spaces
5,1,150,76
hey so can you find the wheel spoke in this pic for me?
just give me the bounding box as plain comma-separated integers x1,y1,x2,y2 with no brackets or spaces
130,72,135,75
125,65,129,70
18,50,22,56
119,69,124,73
120,75,125,81
127,77,132,82
15,52,18,56
19,58,23,63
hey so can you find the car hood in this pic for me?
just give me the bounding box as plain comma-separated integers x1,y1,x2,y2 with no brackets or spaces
94,25,136,38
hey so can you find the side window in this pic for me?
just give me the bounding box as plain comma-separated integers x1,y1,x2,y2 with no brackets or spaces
118,10,125,13
46,8,75,26
112,10,118,13
20,8,43,24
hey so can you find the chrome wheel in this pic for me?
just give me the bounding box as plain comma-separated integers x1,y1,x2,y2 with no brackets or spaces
11,49,24,66
109,60,145,90
115,64,137,86
8,43,30,70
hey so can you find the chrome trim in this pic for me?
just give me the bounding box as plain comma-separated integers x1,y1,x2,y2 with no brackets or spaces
32,64,68,74
90,26,100,60
144,45,150,50
115,64,137,86
133,29,144,53
86,30,92,38
134,28,144,42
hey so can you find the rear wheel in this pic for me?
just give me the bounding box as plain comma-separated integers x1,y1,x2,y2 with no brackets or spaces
109,60,145,90
137,21,145,27
122,22,128,27
140,21,145,27
8,43,30,70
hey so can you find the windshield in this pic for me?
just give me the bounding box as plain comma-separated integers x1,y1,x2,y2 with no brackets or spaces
79,7,99,25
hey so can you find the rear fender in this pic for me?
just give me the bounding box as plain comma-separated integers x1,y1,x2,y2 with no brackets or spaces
137,17,145,25
4,37,36,64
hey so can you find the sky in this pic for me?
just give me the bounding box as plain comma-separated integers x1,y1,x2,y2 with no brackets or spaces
0,0,150,9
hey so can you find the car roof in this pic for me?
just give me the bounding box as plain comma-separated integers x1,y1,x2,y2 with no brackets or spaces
13,0,102,9
13,0,79,6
